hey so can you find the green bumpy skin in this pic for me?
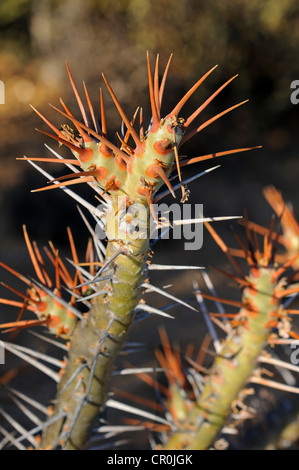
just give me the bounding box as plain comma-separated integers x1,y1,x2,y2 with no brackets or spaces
72,117,184,202
163,265,289,450
28,287,77,338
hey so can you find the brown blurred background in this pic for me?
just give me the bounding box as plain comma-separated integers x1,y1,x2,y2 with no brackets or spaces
1,0,299,448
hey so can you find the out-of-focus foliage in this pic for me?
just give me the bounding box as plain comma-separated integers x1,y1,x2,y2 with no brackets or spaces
0,0,31,26
1,0,299,117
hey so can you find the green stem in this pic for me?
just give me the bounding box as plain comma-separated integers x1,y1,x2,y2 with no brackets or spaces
40,199,150,450
164,267,280,450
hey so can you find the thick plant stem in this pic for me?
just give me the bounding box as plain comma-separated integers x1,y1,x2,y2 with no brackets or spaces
164,267,280,450
40,199,150,450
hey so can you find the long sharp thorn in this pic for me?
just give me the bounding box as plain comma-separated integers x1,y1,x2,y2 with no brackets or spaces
0,408,37,447
17,156,79,164
184,74,238,128
45,243,73,287
8,394,42,426
33,241,52,288
249,376,299,394
76,247,125,288
0,282,40,306
159,53,173,108
153,166,175,198
35,128,80,151
7,386,49,414
204,221,244,277
57,363,88,397
106,399,172,427
201,270,233,330
253,229,261,264
277,286,299,298
116,132,133,154
141,283,198,312
180,100,249,146
172,136,183,199
259,354,299,374
287,309,299,315
0,262,31,286
76,289,106,303
49,103,130,163
86,238,95,276
0,319,49,333
273,253,299,281
65,62,89,127
30,104,67,141
230,226,248,261
67,227,85,286
29,277,83,320
271,218,283,265
99,87,107,137
179,146,262,168
83,81,100,132
266,215,276,265
193,280,221,352
173,215,242,225
28,330,68,351
139,107,144,138
102,73,141,147
76,206,105,262
124,107,140,145
2,342,60,382
147,194,158,223
238,219,284,244
135,303,175,319
0,425,27,450
146,51,159,130
59,98,92,143
167,64,218,117
14,411,68,446
26,159,104,218
148,264,204,270
0,298,34,311
154,54,160,119
13,300,27,329
54,251,61,297
23,225,46,285
49,169,100,184
211,266,252,288
65,258,95,281
155,165,220,203
113,366,165,376
31,176,94,193
243,210,256,266
198,293,245,309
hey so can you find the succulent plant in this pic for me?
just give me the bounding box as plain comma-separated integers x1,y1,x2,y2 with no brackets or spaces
2,53,298,451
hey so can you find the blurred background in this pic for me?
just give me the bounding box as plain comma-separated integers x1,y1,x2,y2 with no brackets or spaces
1,0,299,449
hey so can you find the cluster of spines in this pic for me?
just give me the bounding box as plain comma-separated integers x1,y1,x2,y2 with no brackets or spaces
0,53,263,450
23,53,259,215
0,226,98,338
96,216,299,450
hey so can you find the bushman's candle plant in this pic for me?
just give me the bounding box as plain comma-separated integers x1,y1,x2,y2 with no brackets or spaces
1,53,298,451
